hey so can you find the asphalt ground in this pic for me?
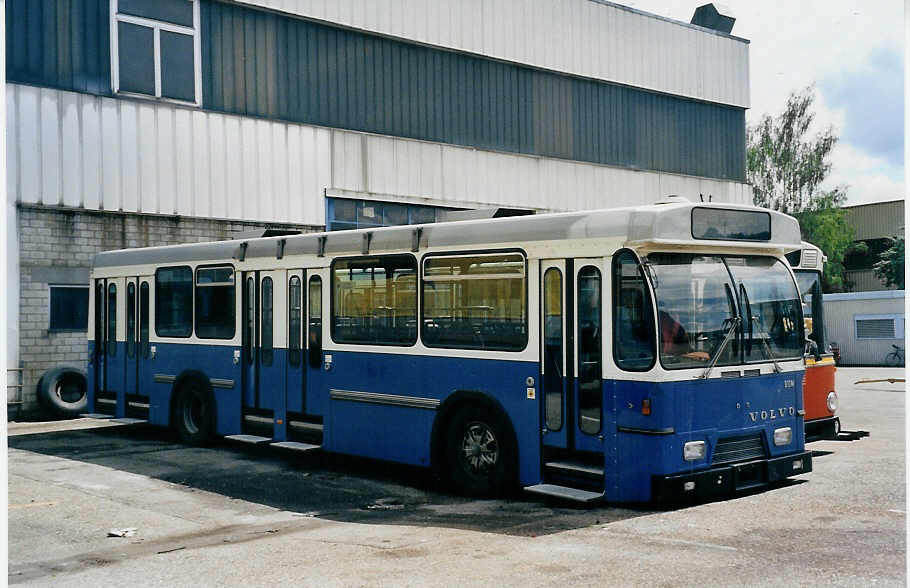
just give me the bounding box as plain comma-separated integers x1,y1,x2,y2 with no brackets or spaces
7,367,906,586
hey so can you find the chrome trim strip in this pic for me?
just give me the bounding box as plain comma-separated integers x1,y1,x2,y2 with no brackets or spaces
210,378,235,389
153,374,177,384
330,389,440,410
617,426,675,435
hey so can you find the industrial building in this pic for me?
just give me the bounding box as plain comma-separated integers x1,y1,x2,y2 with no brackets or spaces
6,0,752,415
842,199,905,292
824,290,905,366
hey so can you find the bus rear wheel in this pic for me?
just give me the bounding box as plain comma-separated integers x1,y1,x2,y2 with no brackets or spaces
445,404,516,497
173,379,214,445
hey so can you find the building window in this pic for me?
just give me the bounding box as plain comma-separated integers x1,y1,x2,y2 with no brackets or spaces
422,253,527,351
856,315,904,339
49,286,90,332
331,256,417,346
326,198,456,231
112,0,200,104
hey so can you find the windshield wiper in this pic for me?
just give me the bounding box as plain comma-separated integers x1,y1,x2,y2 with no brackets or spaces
753,323,782,373
699,316,741,380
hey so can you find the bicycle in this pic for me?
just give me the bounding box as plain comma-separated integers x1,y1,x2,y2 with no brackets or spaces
885,344,904,367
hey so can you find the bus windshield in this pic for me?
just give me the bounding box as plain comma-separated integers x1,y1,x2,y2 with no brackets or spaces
647,253,803,369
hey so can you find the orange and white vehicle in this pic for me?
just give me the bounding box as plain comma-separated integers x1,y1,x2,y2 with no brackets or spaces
789,242,839,440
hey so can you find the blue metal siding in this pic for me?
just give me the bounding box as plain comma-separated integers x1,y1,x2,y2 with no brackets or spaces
6,0,111,95
200,0,746,181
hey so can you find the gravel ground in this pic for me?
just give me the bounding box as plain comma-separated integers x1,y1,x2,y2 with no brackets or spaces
7,367,905,587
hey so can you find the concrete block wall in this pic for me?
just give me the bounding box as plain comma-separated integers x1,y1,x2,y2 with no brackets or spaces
14,204,320,418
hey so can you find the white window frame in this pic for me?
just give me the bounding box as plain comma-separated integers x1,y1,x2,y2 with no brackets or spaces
110,0,202,106
854,314,905,340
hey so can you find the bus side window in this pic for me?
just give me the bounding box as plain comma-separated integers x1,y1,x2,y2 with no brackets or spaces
127,282,136,358
613,250,656,371
107,283,117,357
95,282,105,356
308,276,322,368
261,277,274,366
288,276,302,367
140,282,150,358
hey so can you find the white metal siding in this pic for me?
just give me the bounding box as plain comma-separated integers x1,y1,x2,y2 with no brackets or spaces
824,294,906,366
7,83,752,225
234,0,750,108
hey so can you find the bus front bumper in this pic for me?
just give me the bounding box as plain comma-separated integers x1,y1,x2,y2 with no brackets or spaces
805,416,840,441
651,451,813,503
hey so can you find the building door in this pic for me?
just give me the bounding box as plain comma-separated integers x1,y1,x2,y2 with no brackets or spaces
539,259,604,454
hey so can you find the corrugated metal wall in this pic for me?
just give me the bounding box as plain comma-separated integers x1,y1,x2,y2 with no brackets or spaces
5,0,111,95
6,83,752,225
234,0,751,108
844,200,905,241
201,0,746,181
824,293,905,366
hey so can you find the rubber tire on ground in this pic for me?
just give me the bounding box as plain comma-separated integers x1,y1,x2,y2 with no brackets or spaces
172,379,215,445
445,404,517,497
36,367,87,418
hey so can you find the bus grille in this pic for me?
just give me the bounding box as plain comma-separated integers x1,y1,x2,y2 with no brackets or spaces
712,434,766,465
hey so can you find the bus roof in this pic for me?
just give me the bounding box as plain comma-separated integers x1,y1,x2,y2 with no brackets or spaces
92,201,802,268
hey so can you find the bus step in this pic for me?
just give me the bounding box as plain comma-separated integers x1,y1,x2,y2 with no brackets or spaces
524,484,603,503
225,434,271,445
545,461,604,478
80,413,114,419
110,418,147,425
271,441,321,453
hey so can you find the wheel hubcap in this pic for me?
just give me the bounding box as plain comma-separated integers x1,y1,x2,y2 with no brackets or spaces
460,422,499,475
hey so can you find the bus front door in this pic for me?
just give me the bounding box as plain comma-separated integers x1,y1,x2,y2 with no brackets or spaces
540,259,605,455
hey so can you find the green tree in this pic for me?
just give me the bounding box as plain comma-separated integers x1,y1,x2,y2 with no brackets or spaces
874,236,905,289
747,86,854,292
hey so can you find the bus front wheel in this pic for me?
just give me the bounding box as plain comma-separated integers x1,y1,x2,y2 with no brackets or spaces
445,404,516,497
172,379,214,445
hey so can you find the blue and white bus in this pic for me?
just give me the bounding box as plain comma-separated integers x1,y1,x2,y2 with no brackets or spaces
86,199,813,503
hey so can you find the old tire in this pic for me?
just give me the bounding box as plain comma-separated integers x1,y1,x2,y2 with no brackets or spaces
36,367,87,418
172,378,215,445
445,404,517,497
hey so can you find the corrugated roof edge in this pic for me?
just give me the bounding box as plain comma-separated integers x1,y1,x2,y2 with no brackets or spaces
824,290,906,302
587,0,750,43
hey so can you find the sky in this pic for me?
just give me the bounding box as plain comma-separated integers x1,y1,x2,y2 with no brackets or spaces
624,0,905,206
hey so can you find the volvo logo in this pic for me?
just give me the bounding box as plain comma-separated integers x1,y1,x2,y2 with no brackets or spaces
749,406,796,422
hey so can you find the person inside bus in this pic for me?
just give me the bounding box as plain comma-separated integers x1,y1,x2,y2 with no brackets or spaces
659,310,710,362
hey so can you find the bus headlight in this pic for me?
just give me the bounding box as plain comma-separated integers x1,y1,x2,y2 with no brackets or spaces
683,441,706,461
773,427,792,446
826,391,838,413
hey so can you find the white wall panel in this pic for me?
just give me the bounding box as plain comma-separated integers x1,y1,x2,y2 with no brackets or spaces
8,84,750,227
237,0,750,108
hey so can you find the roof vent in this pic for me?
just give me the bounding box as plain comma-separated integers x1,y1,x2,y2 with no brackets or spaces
690,3,735,34
232,228,301,240
654,195,691,205
439,208,535,222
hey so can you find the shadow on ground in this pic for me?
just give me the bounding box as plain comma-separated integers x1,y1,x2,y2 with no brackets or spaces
8,424,799,537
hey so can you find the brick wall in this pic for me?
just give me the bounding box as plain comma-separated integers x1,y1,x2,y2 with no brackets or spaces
15,204,321,417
